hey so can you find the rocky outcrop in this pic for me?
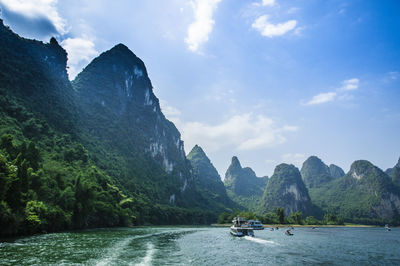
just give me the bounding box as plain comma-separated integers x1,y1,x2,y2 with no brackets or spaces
329,164,345,178
0,19,77,133
260,163,312,216
72,44,194,206
386,157,400,187
300,156,333,188
187,145,235,208
224,156,267,197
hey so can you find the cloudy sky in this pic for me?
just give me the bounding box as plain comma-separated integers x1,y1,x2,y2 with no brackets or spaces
1,0,399,177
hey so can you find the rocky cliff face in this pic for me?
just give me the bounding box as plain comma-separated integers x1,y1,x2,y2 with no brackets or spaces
72,44,194,206
187,145,235,209
260,163,312,216
300,156,333,188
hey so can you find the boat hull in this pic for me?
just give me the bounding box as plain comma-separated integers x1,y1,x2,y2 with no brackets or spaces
230,226,254,237
251,226,264,230
230,231,244,237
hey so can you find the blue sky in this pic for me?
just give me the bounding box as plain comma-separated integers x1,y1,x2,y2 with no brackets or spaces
1,0,399,177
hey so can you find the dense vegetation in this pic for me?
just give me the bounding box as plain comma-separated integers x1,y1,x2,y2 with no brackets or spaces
0,21,217,237
386,158,400,188
309,160,400,226
0,92,135,236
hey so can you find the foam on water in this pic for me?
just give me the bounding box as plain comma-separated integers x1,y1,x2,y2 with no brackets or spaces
133,242,155,266
95,231,175,265
96,236,133,266
243,236,279,245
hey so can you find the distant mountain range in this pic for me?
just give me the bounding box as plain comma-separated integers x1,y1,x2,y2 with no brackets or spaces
0,20,399,236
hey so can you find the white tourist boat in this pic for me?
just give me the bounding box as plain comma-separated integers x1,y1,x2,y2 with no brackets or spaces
247,220,265,230
230,217,254,237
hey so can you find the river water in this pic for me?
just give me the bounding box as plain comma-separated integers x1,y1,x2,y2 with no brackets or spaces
1,226,399,265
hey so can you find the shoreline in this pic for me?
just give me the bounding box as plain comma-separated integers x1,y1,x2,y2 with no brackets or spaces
210,223,377,228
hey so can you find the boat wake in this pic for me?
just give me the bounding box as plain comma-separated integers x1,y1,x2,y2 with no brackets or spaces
95,236,133,266
95,232,163,266
244,236,279,246
133,242,155,266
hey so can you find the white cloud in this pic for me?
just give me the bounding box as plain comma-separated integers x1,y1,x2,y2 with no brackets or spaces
172,113,297,153
281,153,306,167
303,78,360,106
252,15,297,37
340,78,359,91
61,37,98,79
185,0,221,52
262,0,275,6
0,0,67,34
294,26,305,36
304,92,337,105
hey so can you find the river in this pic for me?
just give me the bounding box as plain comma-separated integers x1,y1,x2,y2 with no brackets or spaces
1,226,399,265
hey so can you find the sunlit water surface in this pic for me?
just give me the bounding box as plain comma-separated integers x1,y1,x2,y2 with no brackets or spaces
1,226,399,265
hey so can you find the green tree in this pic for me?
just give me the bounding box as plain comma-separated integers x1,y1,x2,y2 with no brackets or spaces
324,213,344,225
218,212,230,224
288,211,303,225
260,212,278,224
304,216,320,225
25,200,47,233
275,208,285,224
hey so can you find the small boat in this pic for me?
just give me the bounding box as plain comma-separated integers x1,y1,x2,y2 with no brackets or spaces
385,224,391,231
285,229,293,236
230,217,255,237
247,220,265,230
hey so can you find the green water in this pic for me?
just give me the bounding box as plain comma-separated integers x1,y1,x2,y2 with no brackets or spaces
1,226,399,265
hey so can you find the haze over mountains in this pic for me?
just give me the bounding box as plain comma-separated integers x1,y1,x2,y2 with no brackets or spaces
0,21,399,236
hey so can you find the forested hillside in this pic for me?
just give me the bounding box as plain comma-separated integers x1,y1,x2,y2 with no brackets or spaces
0,20,218,237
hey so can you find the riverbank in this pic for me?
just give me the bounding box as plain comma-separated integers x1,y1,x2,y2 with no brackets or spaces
211,223,376,228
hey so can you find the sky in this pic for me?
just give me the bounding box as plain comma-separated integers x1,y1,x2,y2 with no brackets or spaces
1,0,399,178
